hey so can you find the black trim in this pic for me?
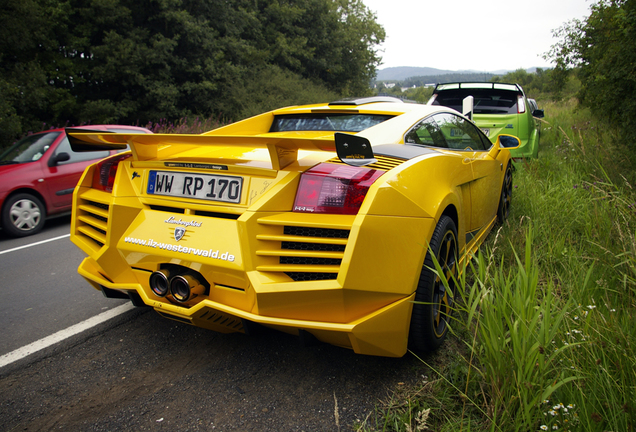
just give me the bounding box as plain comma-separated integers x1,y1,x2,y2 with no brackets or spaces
465,228,482,245
433,82,523,94
164,162,228,170
335,133,376,166
101,286,129,300
66,128,127,152
55,188,75,196
157,312,192,324
373,144,437,160
99,286,147,307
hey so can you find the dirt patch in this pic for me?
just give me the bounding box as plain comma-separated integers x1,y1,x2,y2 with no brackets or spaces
0,310,433,431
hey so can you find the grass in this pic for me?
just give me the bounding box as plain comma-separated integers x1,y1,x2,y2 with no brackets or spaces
355,99,636,432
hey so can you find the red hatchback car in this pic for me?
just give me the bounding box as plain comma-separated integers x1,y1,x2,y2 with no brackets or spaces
0,125,151,237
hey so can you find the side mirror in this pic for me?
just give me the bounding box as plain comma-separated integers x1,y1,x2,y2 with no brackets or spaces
498,135,521,149
48,152,71,167
532,109,545,119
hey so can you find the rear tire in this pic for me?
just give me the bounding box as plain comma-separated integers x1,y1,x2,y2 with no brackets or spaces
497,163,513,223
409,215,458,352
1,193,46,237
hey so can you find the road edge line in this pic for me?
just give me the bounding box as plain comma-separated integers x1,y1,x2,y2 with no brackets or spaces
0,234,71,256
0,303,135,369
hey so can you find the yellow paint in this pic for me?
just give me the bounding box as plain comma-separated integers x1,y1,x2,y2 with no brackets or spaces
70,100,513,357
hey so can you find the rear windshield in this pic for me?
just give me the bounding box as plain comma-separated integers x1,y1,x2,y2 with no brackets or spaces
432,89,520,115
270,114,394,132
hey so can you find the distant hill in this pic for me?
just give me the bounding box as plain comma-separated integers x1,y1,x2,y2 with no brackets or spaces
375,67,456,81
401,73,496,87
376,66,543,82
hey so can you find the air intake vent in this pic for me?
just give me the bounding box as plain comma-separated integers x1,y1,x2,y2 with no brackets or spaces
283,225,349,239
255,215,353,282
76,197,110,251
327,155,404,171
194,309,245,333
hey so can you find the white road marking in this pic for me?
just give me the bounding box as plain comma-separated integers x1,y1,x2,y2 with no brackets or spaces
0,303,135,369
0,234,71,255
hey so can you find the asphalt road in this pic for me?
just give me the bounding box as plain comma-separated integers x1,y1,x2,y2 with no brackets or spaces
0,217,434,431
0,215,127,356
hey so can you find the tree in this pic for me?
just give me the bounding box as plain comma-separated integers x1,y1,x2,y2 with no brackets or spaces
548,0,636,140
0,0,76,144
1,0,385,148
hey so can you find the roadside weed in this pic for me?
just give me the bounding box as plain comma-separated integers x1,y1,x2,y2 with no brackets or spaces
360,99,636,432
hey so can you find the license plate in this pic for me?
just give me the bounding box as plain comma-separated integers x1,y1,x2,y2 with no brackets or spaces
481,128,490,137
147,171,243,203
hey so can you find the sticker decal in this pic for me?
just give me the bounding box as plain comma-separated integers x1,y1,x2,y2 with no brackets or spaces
123,236,235,262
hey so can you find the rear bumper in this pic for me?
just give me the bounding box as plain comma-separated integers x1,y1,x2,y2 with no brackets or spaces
79,258,415,357
71,164,437,357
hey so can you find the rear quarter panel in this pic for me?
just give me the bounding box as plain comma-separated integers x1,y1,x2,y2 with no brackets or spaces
339,151,471,295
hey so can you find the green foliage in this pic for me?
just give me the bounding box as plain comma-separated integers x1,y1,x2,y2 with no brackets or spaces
0,0,384,148
0,0,76,143
497,100,636,432
402,86,434,104
491,68,581,100
374,83,433,104
467,234,580,431
547,0,636,144
360,100,636,432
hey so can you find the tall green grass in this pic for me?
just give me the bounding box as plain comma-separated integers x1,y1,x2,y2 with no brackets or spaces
357,99,636,432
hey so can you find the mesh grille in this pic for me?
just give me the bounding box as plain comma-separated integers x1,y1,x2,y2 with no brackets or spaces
282,242,345,252
280,256,341,265
285,272,338,281
283,225,349,239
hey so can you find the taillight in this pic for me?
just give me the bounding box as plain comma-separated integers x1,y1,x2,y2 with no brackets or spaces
92,153,132,192
293,163,384,215
517,96,526,114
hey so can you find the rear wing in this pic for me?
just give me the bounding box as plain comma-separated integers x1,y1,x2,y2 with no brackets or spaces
66,129,337,170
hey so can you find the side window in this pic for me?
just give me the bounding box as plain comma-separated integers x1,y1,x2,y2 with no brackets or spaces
433,113,489,151
53,136,110,165
404,117,448,148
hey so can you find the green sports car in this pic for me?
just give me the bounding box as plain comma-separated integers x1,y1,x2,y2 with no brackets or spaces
428,82,544,159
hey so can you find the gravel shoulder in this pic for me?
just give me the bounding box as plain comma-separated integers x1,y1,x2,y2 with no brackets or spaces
0,309,431,431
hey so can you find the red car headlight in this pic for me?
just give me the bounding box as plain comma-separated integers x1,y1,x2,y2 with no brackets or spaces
92,153,132,192
293,163,384,215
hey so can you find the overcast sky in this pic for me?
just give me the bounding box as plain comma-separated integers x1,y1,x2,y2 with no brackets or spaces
361,0,593,72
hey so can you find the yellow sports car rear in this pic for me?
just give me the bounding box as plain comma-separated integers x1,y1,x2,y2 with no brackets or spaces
68,97,519,357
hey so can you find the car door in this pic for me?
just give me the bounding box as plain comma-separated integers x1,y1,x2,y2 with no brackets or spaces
431,113,501,234
45,135,110,210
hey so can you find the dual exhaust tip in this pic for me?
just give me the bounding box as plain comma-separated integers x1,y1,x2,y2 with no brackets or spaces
149,269,205,303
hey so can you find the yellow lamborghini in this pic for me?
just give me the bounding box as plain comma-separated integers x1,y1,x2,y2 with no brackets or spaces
68,96,519,357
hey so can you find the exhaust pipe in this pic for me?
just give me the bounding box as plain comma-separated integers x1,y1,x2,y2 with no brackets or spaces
149,269,171,297
170,274,205,303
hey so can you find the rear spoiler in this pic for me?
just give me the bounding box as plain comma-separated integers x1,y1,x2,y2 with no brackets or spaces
66,129,338,170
